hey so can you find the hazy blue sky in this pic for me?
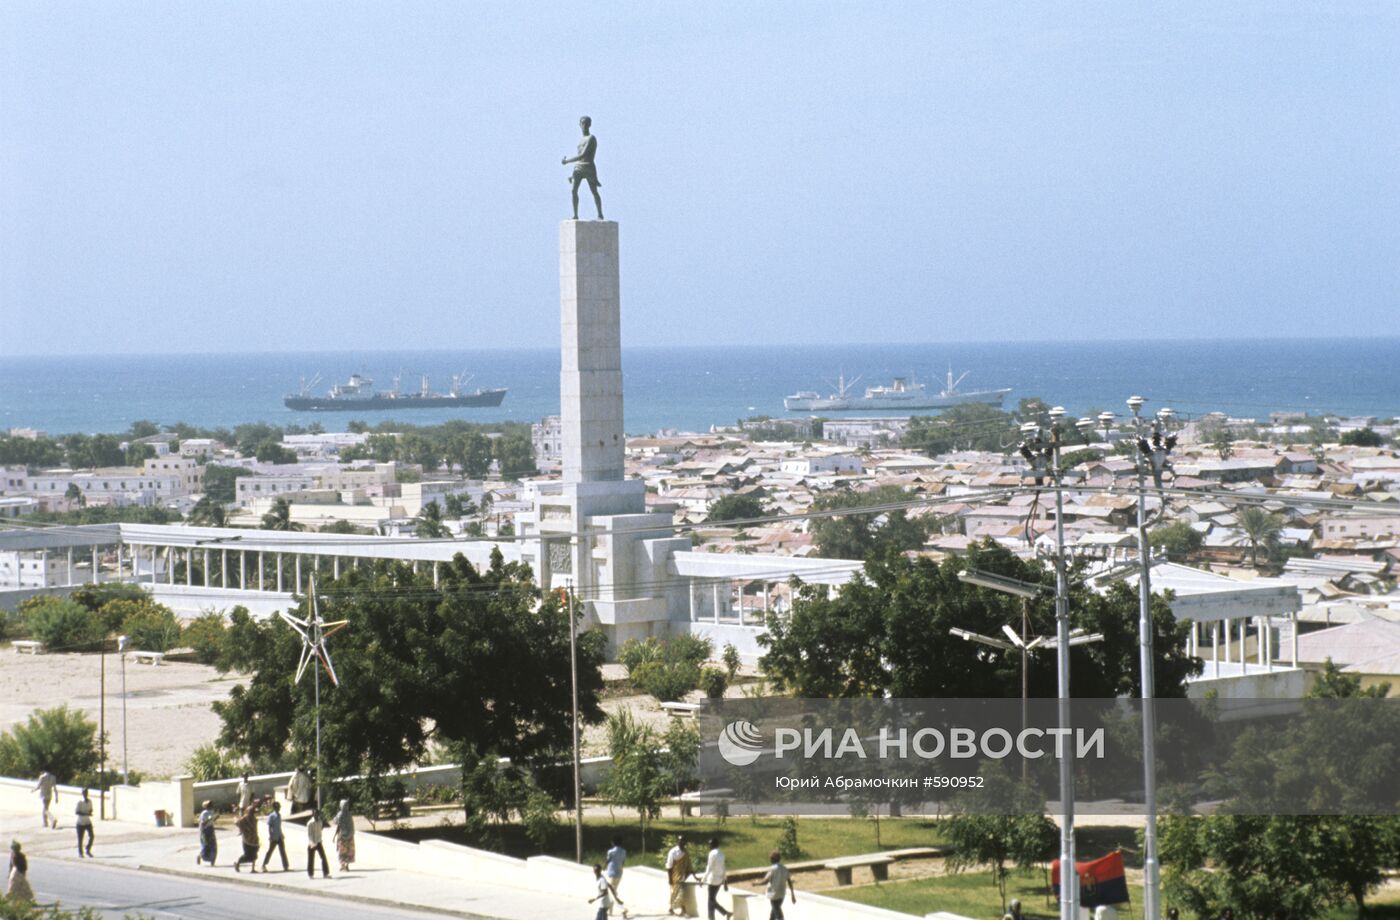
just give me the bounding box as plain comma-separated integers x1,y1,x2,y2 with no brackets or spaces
2,2,1396,355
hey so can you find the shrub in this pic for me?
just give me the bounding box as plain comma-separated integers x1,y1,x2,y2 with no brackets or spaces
68,582,146,615
0,705,99,783
667,634,713,667
618,636,662,672
21,598,106,651
182,611,229,665
183,743,241,782
777,815,803,860
119,602,182,653
699,666,729,700
631,659,701,703
94,597,155,635
722,643,742,680
522,785,559,852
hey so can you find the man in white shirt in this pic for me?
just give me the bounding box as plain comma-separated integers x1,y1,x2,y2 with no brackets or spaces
604,836,629,918
237,773,254,811
761,850,797,920
33,771,57,829
287,767,313,814
701,837,731,920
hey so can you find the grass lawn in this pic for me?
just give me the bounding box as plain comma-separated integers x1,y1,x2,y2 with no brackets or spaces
388,814,947,872
830,868,1400,920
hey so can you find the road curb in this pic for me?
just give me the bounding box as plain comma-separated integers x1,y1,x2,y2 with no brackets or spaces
135,863,497,919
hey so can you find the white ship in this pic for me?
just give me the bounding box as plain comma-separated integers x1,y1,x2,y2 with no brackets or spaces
783,368,1011,412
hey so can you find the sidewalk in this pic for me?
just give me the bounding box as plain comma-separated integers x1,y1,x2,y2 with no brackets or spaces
0,810,660,920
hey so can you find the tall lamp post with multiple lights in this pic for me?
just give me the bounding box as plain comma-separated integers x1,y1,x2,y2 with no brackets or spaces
1018,406,1096,920
1099,397,1177,920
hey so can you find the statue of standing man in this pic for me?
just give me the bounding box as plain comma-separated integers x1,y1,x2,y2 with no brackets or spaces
562,116,604,221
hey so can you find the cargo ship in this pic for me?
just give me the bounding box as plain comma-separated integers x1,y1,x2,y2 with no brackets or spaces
284,373,507,411
784,368,1010,412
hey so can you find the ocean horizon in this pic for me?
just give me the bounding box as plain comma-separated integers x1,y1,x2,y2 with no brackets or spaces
3,338,1397,437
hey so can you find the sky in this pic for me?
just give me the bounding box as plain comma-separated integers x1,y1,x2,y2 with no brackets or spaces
1,2,1397,355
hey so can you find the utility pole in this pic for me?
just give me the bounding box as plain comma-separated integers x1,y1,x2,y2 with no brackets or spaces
99,645,106,820
1111,397,1177,920
118,634,130,784
1019,406,1096,920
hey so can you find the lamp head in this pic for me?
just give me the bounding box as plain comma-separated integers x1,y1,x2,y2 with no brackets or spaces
1076,417,1096,438
1127,395,1145,416
1047,406,1066,422
1019,421,1039,437
1157,407,1176,422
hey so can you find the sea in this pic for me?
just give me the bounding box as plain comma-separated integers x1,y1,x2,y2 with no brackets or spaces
2,339,1397,437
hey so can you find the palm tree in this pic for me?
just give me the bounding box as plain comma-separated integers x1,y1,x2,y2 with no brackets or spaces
189,496,227,527
414,501,450,539
261,497,303,531
1237,506,1283,568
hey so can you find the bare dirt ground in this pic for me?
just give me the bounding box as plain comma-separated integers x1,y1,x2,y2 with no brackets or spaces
0,649,243,779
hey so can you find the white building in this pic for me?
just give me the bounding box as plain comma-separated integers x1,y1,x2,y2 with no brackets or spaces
532,416,563,470
778,452,864,476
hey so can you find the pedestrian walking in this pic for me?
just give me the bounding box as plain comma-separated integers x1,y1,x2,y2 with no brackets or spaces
261,801,289,871
196,800,217,866
665,835,695,916
333,799,355,871
7,841,35,905
701,837,732,920
761,851,796,920
34,770,58,829
232,805,260,873
306,808,331,879
605,836,630,918
237,773,254,812
287,766,313,815
74,788,94,857
588,863,623,920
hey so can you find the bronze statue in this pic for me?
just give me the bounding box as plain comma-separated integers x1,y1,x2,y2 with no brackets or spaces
562,116,604,220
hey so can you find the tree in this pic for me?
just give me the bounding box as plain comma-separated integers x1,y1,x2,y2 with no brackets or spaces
261,497,304,531
212,550,606,813
704,493,766,524
602,711,671,855
128,420,160,439
620,636,712,703
760,541,1199,700
64,482,86,507
943,771,1058,913
492,432,536,480
902,403,1022,456
124,442,155,466
182,611,229,665
1150,520,1203,562
450,432,493,478
444,493,477,519
254,440,297,464
1341,428,1384,447
1211,430,1235,460
188,496,228,527
808,485,930,560
319,519,366,534
0,705,99,784
414,501,450,539
1237,506,1284,568
202,465,253,503
117,601,182,652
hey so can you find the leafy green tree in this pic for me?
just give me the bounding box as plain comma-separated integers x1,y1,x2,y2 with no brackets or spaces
28,505,180,526
68,582,145,615
1211,430,1235,460
414,501,451,539
182,611,229,665
1341,427,1384,447
254,440,297,464
602,711,671,855
0,705,99,783
943,770,1058,914
721,643,741,681
213,550,606,817
443,493,477,519
261,497,303,531
1058,447,1104,469
1150,520,1204,562
319,519,366,534
492,432,536,480
761,542,1199,699
124,442,155,466
20,598,106,651
1237,506,1284,568
188,496,228,527
128,420,160,439
183,742,241,782
201,465,254,503
808,485,930,559
64,482,85,507
902,403,1021,457
450,432,494,478
699,666,728,699
704,493,767,524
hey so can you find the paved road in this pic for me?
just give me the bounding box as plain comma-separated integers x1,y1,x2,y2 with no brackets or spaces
27,857,462,920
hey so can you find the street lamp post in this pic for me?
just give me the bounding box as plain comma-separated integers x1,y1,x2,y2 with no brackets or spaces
1104,397,1177,920
117,634,130,785
1018,407,1095,920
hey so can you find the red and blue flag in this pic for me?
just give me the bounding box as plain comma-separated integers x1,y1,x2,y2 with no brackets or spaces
1051,851,1129,907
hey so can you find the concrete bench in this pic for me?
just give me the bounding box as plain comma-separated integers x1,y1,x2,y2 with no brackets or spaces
131,651,165,666
12,640,43,654
824,855,894,886
662,701,701,719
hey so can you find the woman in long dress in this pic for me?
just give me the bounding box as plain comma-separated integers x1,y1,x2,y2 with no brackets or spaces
197,800,218,866
7,840,35,904
332,800,355,872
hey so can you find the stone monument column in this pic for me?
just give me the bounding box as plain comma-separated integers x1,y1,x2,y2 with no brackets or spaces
559,220,624,484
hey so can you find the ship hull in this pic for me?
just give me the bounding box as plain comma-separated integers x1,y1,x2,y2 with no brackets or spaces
284,389,508,411
784,388,1010,412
